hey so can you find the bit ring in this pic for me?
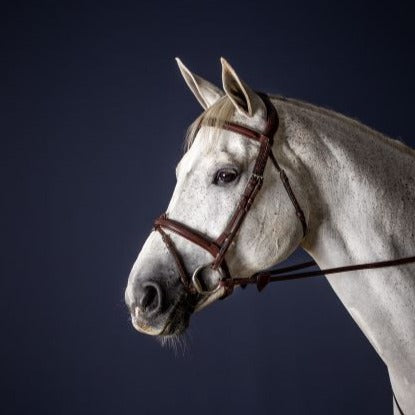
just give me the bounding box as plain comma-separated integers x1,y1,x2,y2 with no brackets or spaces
191,263,224,295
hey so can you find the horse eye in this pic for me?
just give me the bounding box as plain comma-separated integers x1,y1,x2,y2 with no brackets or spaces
214,168,238,185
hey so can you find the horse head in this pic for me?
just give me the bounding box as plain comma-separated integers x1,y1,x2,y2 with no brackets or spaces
124,58,306,337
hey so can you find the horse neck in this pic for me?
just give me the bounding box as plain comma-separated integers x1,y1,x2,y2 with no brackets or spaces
269,98,415,409
274,97,415,269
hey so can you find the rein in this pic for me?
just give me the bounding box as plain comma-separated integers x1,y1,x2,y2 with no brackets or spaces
154,93,415,300
224,255,415,292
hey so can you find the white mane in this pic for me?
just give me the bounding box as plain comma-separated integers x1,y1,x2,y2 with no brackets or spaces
272,94,414,157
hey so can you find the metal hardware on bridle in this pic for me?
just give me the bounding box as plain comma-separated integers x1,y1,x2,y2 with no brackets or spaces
191,263,224,295
153,93,415,300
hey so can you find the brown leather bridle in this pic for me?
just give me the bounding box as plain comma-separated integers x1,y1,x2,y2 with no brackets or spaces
154,93,306,297
153,93,415,302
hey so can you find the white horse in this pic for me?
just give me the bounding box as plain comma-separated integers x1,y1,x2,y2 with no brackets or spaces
125,58,415,414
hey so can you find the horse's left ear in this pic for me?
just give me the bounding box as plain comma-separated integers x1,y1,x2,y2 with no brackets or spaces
220,57,265,117
176,58,224,110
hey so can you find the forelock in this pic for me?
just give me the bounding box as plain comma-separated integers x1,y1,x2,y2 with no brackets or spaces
184,96,236,152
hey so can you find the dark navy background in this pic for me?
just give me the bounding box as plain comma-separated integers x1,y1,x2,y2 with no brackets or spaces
2,1,414,414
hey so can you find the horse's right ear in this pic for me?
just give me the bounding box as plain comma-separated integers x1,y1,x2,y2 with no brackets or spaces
176,58,224,110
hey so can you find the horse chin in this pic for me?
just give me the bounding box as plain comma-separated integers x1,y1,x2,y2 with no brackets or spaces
159,316,188,336
159,299,193,336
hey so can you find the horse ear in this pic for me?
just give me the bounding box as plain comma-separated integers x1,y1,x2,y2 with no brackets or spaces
176,58,224,110
220,57,264,117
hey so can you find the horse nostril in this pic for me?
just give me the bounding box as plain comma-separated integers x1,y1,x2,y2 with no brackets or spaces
138,282,162,314
140,286,156,308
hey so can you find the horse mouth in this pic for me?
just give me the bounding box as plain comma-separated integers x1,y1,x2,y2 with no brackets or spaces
131,319,161,335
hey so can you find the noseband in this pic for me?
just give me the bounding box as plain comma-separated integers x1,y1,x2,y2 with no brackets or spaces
154,93,307,297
